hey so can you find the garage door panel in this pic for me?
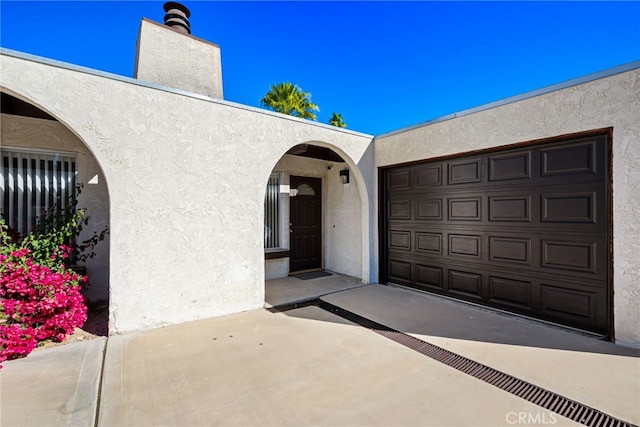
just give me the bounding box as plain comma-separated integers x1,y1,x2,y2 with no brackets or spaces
489,237,532,265
448,270,483,299
415,164,443,187
392,193,605,227
388,169,411,189
389,229,606,280
540,283,605,329
389,200,411,219
540,140,599,177
489,195,532,222
416,232,443,254
488,276,533,310
388,259,412,283
383,133,609,334
541,285,595,319
416,199,443,220
388,230,411,251
389,254,604,286
448,234,482,259
541,239,597,274
448,197,482,220
415,264,444,290
386,256,606,315
541,192,597,223
448,158,482,184
489,151,532,181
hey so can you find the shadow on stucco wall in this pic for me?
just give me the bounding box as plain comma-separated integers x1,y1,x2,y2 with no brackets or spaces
0,90,111,309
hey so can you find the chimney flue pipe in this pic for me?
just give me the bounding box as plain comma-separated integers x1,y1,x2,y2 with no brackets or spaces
163,2,191,35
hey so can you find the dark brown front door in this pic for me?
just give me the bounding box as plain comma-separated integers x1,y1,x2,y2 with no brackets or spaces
290,176,322,273
382,133,610,335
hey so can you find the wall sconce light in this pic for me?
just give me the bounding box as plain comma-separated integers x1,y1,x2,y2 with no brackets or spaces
340,169,350,184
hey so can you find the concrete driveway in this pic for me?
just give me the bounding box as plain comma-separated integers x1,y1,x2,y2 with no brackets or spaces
2,274,639,426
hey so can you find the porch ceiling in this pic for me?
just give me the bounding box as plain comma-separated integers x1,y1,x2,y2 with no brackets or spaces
286,144,345,162
1,92,56,121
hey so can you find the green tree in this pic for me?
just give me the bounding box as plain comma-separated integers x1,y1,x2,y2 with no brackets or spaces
328,112,347,128
260,82,319,120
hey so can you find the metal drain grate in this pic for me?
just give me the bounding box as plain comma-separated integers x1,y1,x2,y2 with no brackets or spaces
272,299,636,427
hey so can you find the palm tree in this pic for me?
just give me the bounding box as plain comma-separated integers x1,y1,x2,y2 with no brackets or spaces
328,112,347,128
260,82,319,120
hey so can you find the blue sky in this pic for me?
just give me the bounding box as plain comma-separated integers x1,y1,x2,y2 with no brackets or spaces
1,1,639,135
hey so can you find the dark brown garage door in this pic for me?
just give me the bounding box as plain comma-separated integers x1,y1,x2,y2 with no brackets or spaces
381,133,610,334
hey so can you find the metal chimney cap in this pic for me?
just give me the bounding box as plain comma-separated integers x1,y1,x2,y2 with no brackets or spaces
163,2,190,18
163,1,191,34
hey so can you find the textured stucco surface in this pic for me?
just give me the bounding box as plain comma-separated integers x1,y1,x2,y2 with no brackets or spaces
265,258,288,280
135,19,223,99
0,52,373,334
1,114,110,302
375,68,640,347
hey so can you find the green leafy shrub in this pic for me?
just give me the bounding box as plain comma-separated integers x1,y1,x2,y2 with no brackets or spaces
6,184,109,270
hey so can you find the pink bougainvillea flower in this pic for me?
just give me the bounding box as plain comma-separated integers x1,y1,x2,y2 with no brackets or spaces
0,251,88,366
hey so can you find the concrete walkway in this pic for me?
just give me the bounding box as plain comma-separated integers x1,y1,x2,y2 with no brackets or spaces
2,274,639,426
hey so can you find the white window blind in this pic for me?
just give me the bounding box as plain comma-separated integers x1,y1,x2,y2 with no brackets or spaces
1,148,77,236
264,172,281,249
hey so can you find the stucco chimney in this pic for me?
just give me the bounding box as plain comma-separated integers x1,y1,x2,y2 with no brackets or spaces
134,2,224,99
163,2,191,35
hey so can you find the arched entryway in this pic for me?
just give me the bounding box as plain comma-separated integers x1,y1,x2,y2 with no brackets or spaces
1,91,111,334
262,141,370,285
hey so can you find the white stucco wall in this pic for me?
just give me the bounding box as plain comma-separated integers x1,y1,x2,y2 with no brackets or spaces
1,114,110,302
375,67,640,348
0,51,373,334
325,164,363,278
135,19,223,99
265,153,364,280
264,258,288,280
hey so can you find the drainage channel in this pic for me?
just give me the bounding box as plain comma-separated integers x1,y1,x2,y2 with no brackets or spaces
271,299,636,427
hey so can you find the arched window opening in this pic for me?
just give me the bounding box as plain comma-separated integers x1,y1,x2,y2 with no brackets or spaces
296,183,315,196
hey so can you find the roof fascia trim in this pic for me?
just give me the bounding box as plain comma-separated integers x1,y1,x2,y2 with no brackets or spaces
0,48,373,138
